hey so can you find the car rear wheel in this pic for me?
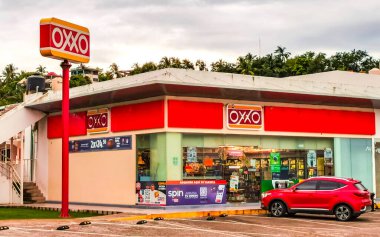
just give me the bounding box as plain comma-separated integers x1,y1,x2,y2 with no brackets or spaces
334,204,352,221
270,201,286,217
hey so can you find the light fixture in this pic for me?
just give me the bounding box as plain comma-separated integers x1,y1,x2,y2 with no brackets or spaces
137,156,145,165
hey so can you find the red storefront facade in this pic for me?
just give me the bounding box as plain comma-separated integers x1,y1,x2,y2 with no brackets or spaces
24,69,378,206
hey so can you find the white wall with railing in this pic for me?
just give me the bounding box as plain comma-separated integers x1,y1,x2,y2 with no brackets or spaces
36,118,48,198
23,125,35,183
0,174,10,203
0,161,22,204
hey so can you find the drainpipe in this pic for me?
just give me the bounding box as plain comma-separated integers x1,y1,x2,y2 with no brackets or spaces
30,127,34,182
20,132,24,204
372,138,376,196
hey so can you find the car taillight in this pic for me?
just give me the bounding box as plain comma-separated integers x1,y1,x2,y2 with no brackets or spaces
353,191,368,198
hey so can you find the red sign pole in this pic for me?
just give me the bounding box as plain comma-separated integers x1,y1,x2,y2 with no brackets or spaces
40,18,89,218
60,59,71,218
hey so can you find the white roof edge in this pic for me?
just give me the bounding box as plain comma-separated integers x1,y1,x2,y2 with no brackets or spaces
27,68,380,106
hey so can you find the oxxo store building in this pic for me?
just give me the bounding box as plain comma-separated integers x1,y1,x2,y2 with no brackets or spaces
27,69,377,206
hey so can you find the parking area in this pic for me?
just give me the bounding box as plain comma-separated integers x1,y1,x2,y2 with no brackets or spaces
1,211,380,236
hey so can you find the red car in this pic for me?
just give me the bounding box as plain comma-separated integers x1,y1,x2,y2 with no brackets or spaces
261,177,372,221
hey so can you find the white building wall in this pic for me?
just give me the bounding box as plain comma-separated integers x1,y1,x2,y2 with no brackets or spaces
0,175,10,203
23,126,32,181
36,117,48,198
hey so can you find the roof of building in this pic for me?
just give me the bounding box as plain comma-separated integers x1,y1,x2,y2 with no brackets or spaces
0,104,19,117
46,72,60,77
24,68,380,112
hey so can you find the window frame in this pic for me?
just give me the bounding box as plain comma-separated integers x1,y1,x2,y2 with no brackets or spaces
295,180,318,190
316,180,345,191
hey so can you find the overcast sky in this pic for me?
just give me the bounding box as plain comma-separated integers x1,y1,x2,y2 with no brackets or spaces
1,0,380,74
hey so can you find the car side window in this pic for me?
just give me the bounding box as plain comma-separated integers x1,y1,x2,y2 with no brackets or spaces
318,181,344,190
295,180,317,190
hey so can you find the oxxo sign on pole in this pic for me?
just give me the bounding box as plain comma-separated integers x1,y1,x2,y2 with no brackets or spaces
40,18,90,218
40,18,90,63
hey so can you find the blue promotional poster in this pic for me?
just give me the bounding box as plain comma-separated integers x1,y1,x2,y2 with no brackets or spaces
69,136,132,153
165,180,227,206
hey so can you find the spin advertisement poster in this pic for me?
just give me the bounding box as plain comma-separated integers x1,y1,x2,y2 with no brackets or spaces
136,181,166,206
166,180,227,205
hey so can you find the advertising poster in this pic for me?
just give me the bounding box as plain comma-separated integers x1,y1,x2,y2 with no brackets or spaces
270,152,281,173
307,150,317,168
136,181,166,206
250,159,256,170
270,152,281,165
229,175,239,191
187,147,197,162
324,148,333,166
324,148,333,159
69,136,132,153
166,180,227,206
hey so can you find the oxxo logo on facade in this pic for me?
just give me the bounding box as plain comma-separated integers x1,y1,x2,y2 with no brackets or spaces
40,18,90,63
87,108,108,134
227,104,263,130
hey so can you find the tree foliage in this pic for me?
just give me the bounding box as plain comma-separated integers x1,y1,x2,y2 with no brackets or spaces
126,48,380,77
130,57,198,75
0,64,26,106
1,48,379,106
98,69,113,82
35,65,47,75
69,74,92,88
109,63,122,78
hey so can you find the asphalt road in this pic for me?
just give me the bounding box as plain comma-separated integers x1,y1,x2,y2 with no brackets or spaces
1,211,380,236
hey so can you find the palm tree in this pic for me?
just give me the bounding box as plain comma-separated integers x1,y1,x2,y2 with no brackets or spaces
2,64,18,82
141,62,158,72
274,46,291,63
109,63,122,78
129,63,142,75
158,57,171,69
211,59,237,73
237,53,256,75
36,65,47,75
196,60,207,71
181,59,194,69
169,57,182,68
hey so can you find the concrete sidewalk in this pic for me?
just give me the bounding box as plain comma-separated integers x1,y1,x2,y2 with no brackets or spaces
19,202,266,221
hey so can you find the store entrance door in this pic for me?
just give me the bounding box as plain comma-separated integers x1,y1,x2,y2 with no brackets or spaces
222,146,265,203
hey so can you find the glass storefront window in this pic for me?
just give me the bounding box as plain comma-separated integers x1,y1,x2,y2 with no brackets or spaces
181,136,334,203
136,133,335,203
221,147,334,202
136,134,151,182
136,133,167,182
137,149,150,181
335,138,373,193
183,147,223,180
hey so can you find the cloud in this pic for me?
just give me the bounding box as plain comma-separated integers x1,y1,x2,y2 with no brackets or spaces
1,0,380,74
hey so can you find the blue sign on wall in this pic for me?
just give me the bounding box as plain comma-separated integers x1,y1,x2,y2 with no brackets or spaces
166,180,227,206
69,136,132,153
